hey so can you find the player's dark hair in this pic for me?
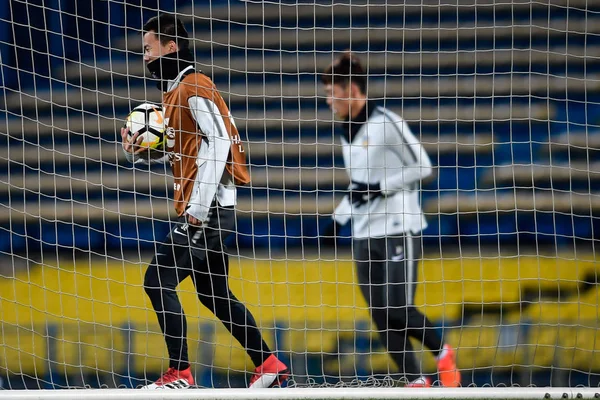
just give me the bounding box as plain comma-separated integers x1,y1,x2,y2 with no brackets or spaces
321,52,367,94
143,13,189,51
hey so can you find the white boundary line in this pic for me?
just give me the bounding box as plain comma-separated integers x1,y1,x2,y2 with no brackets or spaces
0,388,599,400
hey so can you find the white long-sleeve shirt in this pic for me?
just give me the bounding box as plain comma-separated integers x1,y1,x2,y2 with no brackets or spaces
332,103,432,238
185,95,236,221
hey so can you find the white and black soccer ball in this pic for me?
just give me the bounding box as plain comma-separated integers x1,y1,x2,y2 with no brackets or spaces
125,102,166,150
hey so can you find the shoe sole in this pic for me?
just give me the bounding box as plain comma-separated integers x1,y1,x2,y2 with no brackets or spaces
249,368,290,389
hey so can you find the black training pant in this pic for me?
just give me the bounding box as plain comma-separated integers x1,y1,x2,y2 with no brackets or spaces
143,205,271,370
353,233,442,381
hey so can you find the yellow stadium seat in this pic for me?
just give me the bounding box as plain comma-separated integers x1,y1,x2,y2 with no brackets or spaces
130,329,169,374
1,255,599,377
520,286,600,325
1,325,48,376
570,326,600,372
417,256,598,322
447,315,525,370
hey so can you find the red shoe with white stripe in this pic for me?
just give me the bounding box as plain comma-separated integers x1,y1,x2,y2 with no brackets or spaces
141,367,194,389
249,354,289,388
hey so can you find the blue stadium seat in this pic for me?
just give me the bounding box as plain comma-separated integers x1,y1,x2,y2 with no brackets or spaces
3,1,600,252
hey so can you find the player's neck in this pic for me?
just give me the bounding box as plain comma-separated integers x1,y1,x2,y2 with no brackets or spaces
349,98,368,120
147,48,195,91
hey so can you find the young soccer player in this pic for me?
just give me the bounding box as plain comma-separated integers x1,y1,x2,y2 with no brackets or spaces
121,13,288,389
320,52,461,387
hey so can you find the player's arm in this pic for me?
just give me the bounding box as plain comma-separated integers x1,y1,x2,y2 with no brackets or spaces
120,126,169,164
319,192,351,246
185,96,231,224
379,118,432,195
333,189,352,224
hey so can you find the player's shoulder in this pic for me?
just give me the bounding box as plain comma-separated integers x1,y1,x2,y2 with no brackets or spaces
181,71,217,93
374,107,416,142
375,106,405,125
183,70,213,84
364,106,393,129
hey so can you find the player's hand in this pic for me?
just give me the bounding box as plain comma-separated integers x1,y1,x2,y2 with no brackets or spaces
186,214,206,227
121,126,148,154
349,180,383,207
185,214,207,246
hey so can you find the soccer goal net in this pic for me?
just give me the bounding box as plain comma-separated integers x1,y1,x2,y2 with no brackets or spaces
1,0,600,398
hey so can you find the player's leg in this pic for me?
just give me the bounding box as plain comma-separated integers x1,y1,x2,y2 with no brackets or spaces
353,237,421,383
190,205,288,388
385,235,442,354
142,225,195,389
408,233,461,387
382,234,435,386
386,233,460,387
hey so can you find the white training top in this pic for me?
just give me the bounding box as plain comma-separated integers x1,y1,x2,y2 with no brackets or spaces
332,104,432,239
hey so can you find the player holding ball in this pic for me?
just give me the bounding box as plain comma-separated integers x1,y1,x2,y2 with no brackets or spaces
121,13,288,390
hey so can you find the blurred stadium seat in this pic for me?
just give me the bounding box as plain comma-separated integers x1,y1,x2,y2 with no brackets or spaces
2,0,600,388
3,0,600,253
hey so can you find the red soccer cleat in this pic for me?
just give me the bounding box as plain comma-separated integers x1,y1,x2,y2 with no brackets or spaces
437,344,461,387
249,354,289,388
406,376,432,387
141,366,195,389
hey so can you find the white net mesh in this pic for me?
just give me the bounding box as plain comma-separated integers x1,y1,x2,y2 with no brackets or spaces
1,0,600,393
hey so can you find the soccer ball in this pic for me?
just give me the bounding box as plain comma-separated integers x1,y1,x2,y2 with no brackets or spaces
125,103,166,149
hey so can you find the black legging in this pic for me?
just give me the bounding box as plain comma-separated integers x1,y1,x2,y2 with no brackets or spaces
353,233,442,381
144,206,271,370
